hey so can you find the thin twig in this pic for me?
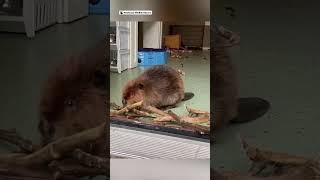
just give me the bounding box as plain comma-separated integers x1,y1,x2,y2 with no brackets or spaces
240,136,316,166
131,109,157,118
153,116,174,122
111,101,143,115
181,116,210,124
167,110,182,122
143,106,169,117
186,106,210,115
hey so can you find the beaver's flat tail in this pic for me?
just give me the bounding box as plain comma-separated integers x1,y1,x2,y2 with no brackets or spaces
182,92,195,101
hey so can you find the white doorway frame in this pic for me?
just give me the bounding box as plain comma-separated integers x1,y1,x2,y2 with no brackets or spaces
129,21,138,69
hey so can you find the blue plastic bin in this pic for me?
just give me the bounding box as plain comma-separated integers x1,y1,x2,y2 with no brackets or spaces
89,0,109,15
138,48,168,66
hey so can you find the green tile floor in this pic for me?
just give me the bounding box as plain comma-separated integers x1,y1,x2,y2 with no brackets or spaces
0,15,107,179
110,50,210,116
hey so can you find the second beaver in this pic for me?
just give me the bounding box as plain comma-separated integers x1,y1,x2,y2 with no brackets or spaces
122,65,192,108
38,39,108,156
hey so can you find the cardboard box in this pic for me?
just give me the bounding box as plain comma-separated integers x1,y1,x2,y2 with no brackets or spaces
164,35,181,49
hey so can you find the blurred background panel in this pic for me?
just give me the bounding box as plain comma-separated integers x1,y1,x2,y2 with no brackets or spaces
110,0,209,22
111,159,210,180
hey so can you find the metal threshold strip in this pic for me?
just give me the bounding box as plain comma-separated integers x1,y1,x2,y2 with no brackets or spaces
110,123,210,159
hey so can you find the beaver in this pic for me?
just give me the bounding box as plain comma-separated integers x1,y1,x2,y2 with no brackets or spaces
38,39,108,156
122,65,193,108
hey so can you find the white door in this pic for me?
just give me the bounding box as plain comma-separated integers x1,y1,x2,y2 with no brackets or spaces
129,21,138,69
116,21,130,73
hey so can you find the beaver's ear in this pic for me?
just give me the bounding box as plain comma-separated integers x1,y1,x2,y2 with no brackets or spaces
138,83,144,89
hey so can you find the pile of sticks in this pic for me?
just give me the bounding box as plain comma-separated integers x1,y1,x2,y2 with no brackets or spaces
215,136,320,180
0,123,108,180
110,101,210,134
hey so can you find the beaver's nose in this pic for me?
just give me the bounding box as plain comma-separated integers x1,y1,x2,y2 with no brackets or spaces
122,99,127,106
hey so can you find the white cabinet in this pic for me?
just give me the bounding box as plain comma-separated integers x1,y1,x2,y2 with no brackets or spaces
0,0,57,38
0,0,88,37
110,21,138,73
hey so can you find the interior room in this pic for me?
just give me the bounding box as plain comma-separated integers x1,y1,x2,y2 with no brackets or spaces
110,21,210,116
109,20,211,160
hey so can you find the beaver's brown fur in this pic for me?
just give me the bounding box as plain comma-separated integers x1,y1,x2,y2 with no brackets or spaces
212,24,239,130
122,65,185,108
38,40,108,156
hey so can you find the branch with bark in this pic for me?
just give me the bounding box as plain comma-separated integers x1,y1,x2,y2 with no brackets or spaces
0,123,108,180
214,136,320,180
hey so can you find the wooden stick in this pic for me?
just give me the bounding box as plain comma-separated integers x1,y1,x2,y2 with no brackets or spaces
157,111,210,133
186,106,209,116
168,110,209,124
153,116,174,122
0,122,106,166
213,138,320,180
167,110,181,122
240,136,316,166
112,101,143,115
143,106,169,117
181,116,210,124
72,149,108,169
125,115,145,119
131,109,157,118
